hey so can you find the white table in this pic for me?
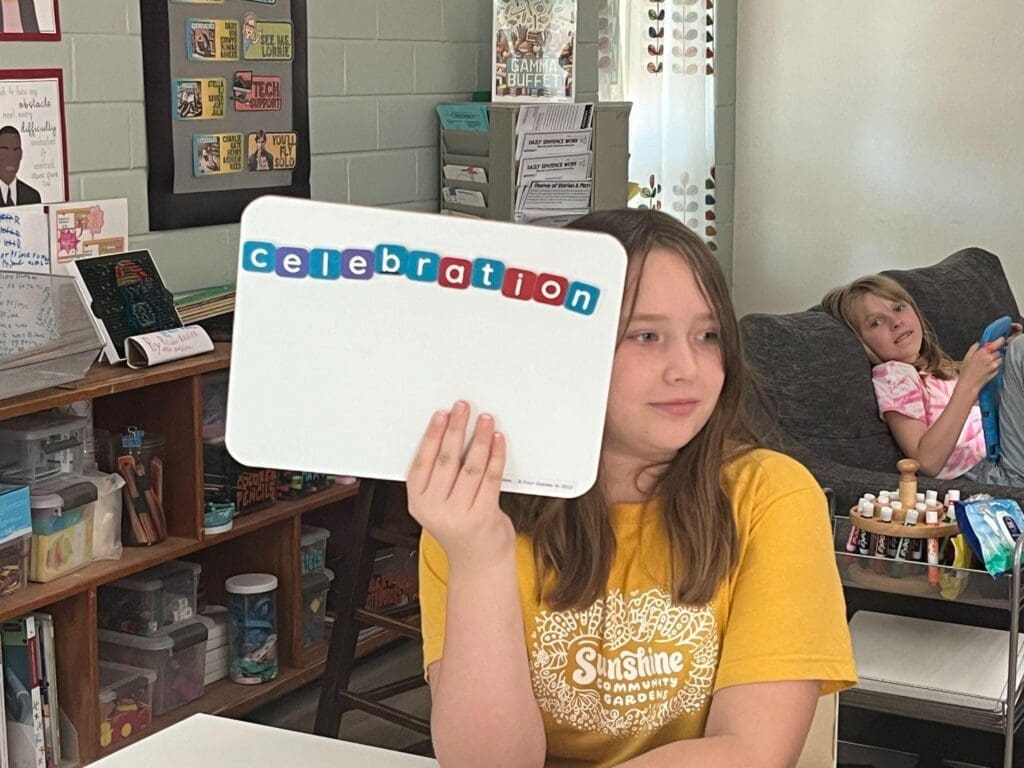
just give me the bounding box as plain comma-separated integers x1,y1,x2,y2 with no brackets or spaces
90,713,439,767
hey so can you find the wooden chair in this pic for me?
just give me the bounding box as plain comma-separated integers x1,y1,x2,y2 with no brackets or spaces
314,479,432,754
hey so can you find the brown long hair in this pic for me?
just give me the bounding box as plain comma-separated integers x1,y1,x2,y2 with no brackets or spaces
504,209,754,610
821,274,958,379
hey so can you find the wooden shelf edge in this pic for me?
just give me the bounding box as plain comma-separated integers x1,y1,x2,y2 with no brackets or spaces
90,630,409,764
0,344,232,421
97,651,328,761
0,483,360,621
202,482,361,545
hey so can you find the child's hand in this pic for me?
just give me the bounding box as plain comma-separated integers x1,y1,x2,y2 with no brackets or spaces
407,401,515,573
960,339,1005,395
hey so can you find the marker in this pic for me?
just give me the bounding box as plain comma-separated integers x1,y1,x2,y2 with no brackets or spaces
911,503,928,560
845,499,869,553
926,508,941,585
876,506,893,558
857,502,875,556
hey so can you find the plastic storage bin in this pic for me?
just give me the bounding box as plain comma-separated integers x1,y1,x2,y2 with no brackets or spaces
98,560,202,635
97,618,208,715
225,573,278,684
0,412,89,483
98,661,156,748
301,567,335,647
28,476,96,582
299,525,329,575
0,483,31,595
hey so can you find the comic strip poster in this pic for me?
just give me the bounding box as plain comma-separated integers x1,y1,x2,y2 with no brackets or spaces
247,130,296,171
241,15,293,61
0,70,67,206
186,18,240,61
174,77,227,120
194,133,243,175
493,0,576,102
231,71,281,111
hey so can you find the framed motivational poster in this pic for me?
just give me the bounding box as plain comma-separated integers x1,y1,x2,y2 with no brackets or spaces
0,69,68,207
141,0,309,230
0,1,60,42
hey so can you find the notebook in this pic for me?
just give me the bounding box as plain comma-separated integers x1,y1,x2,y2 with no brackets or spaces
227,198,627,498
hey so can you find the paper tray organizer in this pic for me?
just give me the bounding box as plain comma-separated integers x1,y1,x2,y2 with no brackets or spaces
437,102,632,222
0,271,104,400
849,611,1024,727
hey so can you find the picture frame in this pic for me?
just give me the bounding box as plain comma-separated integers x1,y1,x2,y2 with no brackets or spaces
0,69,69,207
0,1,61,42
140,0,310,231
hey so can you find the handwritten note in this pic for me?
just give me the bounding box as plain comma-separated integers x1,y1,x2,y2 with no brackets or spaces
126,325,213,369
0,204,50,274
0,272,58,356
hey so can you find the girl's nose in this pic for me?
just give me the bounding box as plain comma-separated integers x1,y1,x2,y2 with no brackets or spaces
664,342,699,383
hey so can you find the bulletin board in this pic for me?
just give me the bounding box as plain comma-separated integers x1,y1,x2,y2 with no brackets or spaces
140,0,310,231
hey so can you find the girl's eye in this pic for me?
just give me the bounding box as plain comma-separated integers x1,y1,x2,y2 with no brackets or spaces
630,331,658,343
869,319,880,328
698,330,720,343
894,303,904,312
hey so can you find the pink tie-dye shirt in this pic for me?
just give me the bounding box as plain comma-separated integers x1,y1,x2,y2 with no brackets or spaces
872,361,986,480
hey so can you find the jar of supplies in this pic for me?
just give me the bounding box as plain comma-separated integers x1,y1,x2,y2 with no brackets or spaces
225,573,278,684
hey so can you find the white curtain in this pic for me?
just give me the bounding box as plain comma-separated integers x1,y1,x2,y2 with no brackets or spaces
598,0,718,252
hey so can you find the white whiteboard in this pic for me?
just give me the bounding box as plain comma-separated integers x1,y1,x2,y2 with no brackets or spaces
227,198,626,498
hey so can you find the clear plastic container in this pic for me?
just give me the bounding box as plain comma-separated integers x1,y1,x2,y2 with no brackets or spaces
225,573,278,684
98,661,156,748
299,525,329,575
28,476,96,582
301,567,334,647
98,560,202,635
0,412,89,483
97,618,208,715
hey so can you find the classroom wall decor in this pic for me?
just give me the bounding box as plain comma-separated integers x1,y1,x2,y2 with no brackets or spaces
0,0,60,42
140,0,310,231
0,69,68,207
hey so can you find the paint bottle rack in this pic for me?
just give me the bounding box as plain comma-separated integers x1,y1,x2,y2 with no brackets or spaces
848,504,959,539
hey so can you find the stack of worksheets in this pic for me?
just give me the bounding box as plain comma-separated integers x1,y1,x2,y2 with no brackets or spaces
514,103,594,227
847,611,1024,731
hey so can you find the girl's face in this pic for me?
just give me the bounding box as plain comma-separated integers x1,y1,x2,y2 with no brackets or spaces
852,292,923,364
603,247,725,468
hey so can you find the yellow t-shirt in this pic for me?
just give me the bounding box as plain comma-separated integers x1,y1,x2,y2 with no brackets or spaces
419,449,857,767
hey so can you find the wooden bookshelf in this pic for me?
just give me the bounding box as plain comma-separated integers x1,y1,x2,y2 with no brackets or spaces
0,345,366,764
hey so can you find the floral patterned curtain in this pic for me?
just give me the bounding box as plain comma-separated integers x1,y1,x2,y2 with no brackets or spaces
598,0,718,252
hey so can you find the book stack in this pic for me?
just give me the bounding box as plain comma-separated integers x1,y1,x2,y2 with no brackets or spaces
173,285,236,325
2,613,61,768
513,103,594,227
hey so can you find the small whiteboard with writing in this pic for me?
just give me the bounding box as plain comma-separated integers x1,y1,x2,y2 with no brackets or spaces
227,198,627,498
0,205,50,274
0,271,58,355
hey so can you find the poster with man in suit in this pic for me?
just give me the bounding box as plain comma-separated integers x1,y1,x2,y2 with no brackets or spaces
0,71,68,206
0,127,41,206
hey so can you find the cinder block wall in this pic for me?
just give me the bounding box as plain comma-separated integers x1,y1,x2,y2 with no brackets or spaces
0,0,598,292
